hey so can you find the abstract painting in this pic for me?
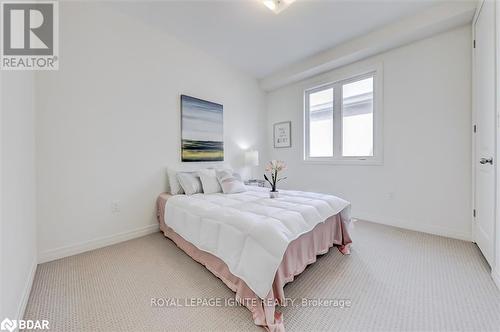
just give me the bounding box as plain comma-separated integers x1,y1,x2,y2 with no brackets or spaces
181,95,223,162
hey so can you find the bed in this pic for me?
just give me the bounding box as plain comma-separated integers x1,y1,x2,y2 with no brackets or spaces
156,186,352,332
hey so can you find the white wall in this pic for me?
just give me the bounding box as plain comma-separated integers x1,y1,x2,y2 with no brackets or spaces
36,2,266,262
266,25,472,240
0,71,37,320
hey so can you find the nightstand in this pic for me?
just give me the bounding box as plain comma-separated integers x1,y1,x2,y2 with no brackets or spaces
244,179,266,187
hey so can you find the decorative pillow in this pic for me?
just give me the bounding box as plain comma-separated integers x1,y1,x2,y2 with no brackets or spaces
177,172,203,195
216,169,246,194
198,169,222,194
167,168,184,195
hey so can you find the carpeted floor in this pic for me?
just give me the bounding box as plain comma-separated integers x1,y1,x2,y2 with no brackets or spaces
24,221,500,331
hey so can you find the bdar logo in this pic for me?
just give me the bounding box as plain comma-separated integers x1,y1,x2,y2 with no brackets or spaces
0,318,17,332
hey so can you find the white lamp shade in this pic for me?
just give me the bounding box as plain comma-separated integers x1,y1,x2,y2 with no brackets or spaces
245,150,259,166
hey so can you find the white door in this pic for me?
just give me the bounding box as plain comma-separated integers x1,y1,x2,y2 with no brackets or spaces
473,0,496,266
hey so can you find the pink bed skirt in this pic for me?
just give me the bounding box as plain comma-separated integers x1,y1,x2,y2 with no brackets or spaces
156,193,352,332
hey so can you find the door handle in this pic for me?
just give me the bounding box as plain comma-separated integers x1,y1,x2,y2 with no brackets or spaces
479,157,493,165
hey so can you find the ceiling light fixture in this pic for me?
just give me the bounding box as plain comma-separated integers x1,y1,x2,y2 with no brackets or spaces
261,0,296,14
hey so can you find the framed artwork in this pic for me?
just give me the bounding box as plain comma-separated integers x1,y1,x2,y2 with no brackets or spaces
181,95,224,162
274,121,291,148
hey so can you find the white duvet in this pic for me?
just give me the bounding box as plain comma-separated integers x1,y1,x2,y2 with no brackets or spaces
164,186,351,298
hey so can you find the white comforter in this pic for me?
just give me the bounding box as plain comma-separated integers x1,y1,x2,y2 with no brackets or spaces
164,186,351,298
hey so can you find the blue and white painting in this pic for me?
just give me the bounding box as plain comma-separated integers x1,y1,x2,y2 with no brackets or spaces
181,95,223,162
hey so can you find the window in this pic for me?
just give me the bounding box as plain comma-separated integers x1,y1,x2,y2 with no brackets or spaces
308,87,333,157
304,70,382,164
342,77,373,157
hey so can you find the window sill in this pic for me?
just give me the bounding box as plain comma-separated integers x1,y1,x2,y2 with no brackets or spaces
303,158,383,166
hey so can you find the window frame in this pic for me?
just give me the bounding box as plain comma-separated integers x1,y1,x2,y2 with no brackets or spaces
303,66,383,165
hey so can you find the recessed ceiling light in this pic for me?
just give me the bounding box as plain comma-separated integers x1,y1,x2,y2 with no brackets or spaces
261,0,296,14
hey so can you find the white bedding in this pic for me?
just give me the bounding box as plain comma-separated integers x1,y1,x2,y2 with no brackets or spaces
164,186,351,298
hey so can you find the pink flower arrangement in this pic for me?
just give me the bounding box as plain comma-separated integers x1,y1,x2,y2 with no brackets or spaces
264,160,287,192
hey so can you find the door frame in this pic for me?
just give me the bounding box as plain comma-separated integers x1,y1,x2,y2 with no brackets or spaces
472,0,500,289
494,0,500,289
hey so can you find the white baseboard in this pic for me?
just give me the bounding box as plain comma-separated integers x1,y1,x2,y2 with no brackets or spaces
39,224,160,264
353,212,472,241
492,269,500,290
16,257,37,322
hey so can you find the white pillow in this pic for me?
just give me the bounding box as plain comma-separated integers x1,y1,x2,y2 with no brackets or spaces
177,172,203,195
167,164,232,194
216,169,246,194
167,168,184,195
198,169,222,194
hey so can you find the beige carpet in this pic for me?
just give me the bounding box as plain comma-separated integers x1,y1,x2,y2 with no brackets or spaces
24,221,500,331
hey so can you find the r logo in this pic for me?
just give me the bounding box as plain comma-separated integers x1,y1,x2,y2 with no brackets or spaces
1,1,58,70
2,2,53,55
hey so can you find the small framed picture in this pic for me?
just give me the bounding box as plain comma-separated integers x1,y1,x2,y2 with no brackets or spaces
274,121,291,148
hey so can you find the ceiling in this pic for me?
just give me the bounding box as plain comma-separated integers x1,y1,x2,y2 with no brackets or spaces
113,1,450,79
